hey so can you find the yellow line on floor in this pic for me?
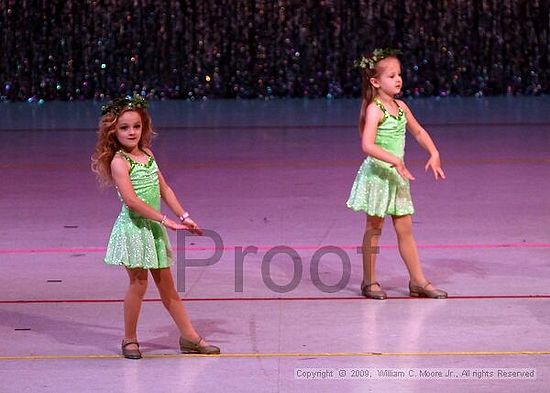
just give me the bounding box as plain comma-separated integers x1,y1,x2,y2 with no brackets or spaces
1,350,550,361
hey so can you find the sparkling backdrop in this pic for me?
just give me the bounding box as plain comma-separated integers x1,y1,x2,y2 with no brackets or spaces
1,0,548,101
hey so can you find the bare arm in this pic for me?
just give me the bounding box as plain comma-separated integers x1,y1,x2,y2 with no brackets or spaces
146,148,202,234
158,169,202,234
361,103,415,180
399,100,446,180
110,154,186,231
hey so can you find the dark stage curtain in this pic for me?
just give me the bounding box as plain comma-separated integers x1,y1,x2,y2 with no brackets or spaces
0,0,547,100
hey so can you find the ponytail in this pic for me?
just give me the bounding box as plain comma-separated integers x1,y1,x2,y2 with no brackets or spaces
358,69,377,136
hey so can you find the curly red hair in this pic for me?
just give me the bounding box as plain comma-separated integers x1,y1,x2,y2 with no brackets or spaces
91,107,155,187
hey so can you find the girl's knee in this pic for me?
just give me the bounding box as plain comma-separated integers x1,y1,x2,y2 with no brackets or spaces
393,217,414,237
128,275,148,297
366,215,384,232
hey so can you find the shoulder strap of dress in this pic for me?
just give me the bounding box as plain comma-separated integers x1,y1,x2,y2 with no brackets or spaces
116,150,137,173
373,98,388,116
375,98,405,119
117,150,133,163
394,100,405,117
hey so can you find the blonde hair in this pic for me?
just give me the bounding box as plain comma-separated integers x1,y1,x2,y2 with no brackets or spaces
358,55,400,135
91,108,154,187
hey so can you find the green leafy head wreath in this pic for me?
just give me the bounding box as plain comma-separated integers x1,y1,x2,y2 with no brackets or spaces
354,48,401,70
101,95,149,117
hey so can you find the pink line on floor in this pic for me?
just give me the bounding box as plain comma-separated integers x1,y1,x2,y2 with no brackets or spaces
0,247,106,254
1,243,549,255
1,294,550,304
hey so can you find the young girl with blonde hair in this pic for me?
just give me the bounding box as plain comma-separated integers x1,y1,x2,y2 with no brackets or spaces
347,49,447,300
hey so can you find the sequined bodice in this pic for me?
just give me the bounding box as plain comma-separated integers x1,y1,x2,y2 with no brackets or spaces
117,151,160,211
373,98,407,159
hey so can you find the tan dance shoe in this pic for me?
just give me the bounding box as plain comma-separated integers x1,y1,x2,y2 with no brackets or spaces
409,281,447,299
179,336,221,355
361,282,387,300
121,338,142,359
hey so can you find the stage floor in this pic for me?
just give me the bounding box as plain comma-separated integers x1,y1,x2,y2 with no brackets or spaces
0,96,549,392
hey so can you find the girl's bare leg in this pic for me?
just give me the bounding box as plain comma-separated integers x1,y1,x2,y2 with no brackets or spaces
124,268,149,350
362,215,385,291
391,215,435,290
150,268,212,346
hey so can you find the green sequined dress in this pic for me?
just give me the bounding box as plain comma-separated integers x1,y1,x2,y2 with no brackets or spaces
104,151,173,269
346,99,415,217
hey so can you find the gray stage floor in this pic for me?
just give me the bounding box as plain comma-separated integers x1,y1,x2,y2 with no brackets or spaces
0,96,549,392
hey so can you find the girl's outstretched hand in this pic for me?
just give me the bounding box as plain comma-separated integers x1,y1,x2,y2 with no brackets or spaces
180,217,203,236
163,217,203,235
424,154,446,180
163,218,189,231
392,161,415,181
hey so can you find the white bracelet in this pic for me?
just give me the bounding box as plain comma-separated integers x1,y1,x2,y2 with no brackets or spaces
160,214,167,225
179,212,190,221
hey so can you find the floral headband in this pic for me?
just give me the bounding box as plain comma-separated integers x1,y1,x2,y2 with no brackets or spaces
354,48,401,70
101,95,149,116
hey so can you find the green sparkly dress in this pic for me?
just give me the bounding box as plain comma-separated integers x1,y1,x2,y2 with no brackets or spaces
346,99,415,217
104,151,173,269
